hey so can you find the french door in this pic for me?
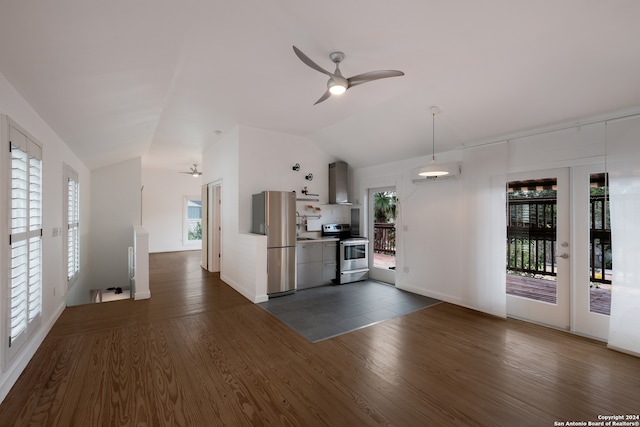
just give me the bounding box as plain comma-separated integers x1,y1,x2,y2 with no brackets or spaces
506,168,570,330
571,164,610,340
506,165,611,340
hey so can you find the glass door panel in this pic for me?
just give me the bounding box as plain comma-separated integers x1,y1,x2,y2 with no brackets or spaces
589,173,612,316
506,177,559,303
369,187,396,284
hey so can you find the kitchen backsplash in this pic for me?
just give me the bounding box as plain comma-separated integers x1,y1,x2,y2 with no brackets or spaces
296,201,351,234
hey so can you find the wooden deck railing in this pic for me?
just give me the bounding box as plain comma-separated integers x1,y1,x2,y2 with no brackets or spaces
374,223,396,255
507,194,611,284
590,194,611,284
507,197,558,277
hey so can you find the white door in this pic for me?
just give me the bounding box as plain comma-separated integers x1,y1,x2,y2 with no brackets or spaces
506,168,570,329
207,183,222,273
571,164,610,340
201,184,208,269
368,187,396,285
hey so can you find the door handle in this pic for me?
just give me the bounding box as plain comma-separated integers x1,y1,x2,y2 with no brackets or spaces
556,253,569,259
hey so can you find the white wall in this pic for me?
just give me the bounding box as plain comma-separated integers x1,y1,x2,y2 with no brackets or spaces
142,167,203,253
202,127,246,296
354,150,468,307
86,157,141,297
238,126,347,233
353,120,612,318
0,72,90,402
202,125,339,302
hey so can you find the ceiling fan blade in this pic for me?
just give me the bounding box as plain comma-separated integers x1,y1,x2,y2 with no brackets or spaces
313,89,332,105
347,70,405,88
293,46,333,77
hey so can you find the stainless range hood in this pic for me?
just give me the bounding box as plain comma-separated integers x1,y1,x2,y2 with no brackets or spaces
329,161,351,205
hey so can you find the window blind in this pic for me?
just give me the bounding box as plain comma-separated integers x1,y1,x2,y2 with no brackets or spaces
67,170,79,281
9,126,42,348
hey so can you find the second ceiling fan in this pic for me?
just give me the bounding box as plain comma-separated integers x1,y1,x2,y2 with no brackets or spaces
293,46,405,105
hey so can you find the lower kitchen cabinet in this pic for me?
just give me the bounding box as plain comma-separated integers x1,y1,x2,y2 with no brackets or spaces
322,241,337,283
297,240,337,289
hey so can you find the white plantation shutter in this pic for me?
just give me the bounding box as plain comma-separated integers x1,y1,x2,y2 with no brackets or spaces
8,125,42,350
66,168,80,281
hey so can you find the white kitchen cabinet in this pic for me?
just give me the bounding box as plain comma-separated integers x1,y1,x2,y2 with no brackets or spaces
297,242,323,289
322,241,337,283
297,242,322,263
296,240,338,289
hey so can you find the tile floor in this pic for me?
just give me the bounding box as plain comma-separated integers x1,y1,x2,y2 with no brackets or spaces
258,280,440,342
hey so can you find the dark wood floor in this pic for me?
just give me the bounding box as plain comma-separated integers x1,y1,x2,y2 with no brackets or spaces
1,251,638,426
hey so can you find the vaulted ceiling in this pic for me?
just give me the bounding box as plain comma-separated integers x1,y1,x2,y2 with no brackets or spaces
1,1,639,171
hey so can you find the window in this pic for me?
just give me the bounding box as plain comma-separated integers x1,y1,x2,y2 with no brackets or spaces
184,197,202,243
8,123,42,355
64,165,80,283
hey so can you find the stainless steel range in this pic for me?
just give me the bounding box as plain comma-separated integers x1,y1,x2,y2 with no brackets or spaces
322,224,369,284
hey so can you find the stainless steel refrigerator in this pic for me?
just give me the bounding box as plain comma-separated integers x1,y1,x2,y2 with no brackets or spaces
251,191,297,296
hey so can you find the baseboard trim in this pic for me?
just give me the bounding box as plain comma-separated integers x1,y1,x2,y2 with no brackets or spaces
0,302,65,404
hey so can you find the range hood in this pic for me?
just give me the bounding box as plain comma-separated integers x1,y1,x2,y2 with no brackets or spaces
328,161,351,205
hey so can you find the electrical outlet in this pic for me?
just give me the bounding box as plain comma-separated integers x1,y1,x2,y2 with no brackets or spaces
403,266,409,273
53,287,56,296
403,225,408,232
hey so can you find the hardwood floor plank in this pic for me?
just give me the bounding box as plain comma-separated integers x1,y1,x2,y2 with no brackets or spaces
1,251,638,426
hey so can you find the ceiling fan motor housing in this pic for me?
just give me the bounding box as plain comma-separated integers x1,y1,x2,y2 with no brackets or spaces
329,51,345,64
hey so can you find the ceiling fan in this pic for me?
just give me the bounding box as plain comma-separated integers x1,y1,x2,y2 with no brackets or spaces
293,46,405,105
180,164,202,177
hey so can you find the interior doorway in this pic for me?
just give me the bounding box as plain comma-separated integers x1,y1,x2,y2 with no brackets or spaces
202,182,222,273
368,187,396,285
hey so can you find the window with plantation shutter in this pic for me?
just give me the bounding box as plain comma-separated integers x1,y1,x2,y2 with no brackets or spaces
8,123,42,355
64,165,80,282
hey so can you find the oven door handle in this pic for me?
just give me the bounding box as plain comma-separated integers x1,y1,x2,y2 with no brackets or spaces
340,268,369,274
340,240,369,246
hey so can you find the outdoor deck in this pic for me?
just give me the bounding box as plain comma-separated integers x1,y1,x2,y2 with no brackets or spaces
373,252,396,269
507,274,611,316
370,260,611,316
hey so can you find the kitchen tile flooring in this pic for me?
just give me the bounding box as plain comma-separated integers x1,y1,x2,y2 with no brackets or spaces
258,280,440,342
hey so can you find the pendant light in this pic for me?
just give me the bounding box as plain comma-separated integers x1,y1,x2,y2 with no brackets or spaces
418,106,449,177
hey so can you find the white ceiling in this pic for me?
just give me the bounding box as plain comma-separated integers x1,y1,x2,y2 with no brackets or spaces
1,1,639,171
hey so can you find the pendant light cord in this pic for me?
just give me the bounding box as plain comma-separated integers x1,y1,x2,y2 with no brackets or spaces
432,111,436,161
